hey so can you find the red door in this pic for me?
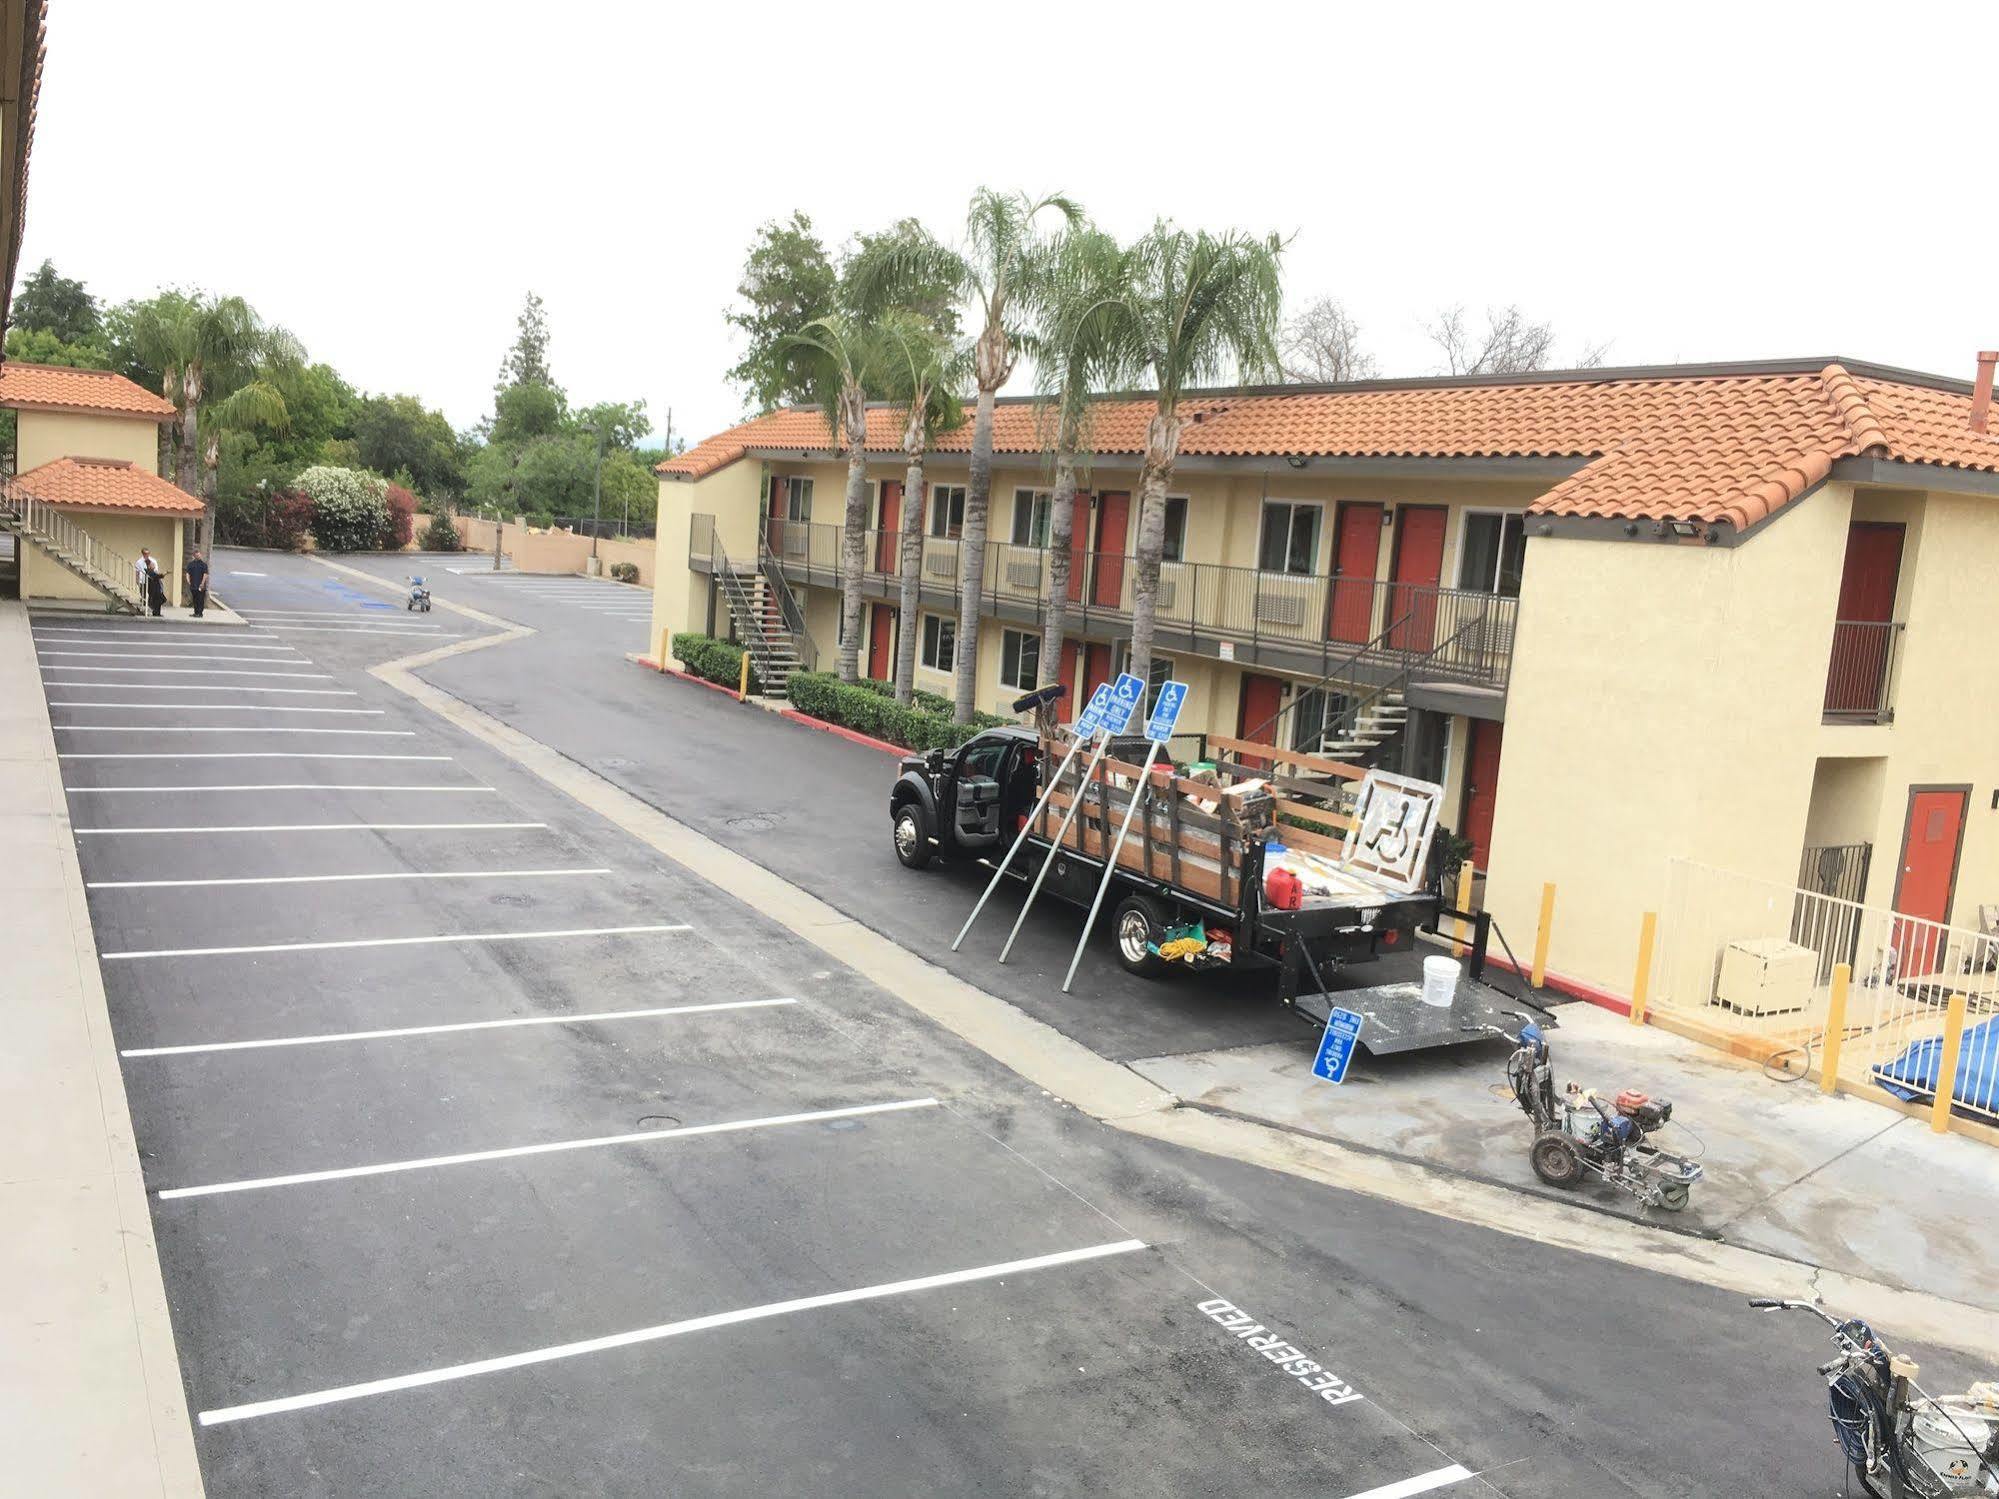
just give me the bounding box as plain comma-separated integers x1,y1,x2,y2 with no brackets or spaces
1083,643,1112,704
1893,788,1968,974
1058,640,1080,718
1327,502,1384,644
1462,718,1504,869
867,605,896,681
1388,506,1447,651
1236,673,1285,770
766,476,788,555
1067,490,1089,603
875,482,902,575
1825,522,1904,714
1092,491,1130,608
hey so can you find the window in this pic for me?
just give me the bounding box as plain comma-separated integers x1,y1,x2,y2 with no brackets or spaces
999,628,1041,691
774,475,811,523
1289,687,1349,753
921,614,956,672
1011,489,1052,547
958,737,1009,782
1114,644,1173,716
1161,496,1189,563
1258,501,1321,575
929,484,967,539
1457,512,1527,597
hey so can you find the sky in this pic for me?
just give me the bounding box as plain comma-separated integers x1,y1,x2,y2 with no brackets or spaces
21,1,1999,448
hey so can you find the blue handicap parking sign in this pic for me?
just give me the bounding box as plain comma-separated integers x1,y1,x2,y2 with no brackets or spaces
1145,680,1188,743
1105,672,1146,734
1312,1007,1365,1085
1073,683,1113,737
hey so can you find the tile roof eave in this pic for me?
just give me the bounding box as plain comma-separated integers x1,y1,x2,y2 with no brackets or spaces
3,396,174,421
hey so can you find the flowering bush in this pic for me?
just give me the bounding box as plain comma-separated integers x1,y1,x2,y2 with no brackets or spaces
383,483,417,549
295,466,390,551
267,489,315,552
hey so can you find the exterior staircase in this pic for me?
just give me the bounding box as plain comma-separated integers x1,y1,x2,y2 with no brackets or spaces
712,533,814,695
0,484,145,613
1315,687,1408,765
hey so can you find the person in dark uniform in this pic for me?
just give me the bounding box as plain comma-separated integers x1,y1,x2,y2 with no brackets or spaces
184,550,209,617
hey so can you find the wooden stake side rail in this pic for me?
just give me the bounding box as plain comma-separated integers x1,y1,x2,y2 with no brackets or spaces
1040,786,1235,904
1206,735,1368,783
1269,795,1355,833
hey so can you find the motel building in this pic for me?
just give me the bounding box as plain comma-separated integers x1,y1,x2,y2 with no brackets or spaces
649,355,1999,997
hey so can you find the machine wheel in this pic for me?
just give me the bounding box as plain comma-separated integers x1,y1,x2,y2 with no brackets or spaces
892,804,932,869
406,600,414,610
1112,894,1170,978
1656,1183,1691,1213
1530,1132,1586,1189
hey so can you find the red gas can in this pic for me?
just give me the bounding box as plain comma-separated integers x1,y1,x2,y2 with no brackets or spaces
1265,866,1303,910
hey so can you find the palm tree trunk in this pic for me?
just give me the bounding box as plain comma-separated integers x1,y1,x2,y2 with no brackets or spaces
1039,439,1078,707
837,430,868,683
1127,406,1181,687
179,397,209,548
954,382,996,722
894,451,924,705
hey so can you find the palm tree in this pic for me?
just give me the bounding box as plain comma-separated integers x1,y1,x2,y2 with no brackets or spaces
878,312,968,705
1090,224,1285,686
785,312,884,682
1022,227,1127,703
126,293,303,548
849,189,1082,720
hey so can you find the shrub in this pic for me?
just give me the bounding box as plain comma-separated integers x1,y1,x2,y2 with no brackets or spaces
295,465,390,551
608,561,640,584
267,489,315,552
670,631,760,693
850,677,952,716
420,512,463,551
526,509,555,531
785,671,1008,752
383,484,417,549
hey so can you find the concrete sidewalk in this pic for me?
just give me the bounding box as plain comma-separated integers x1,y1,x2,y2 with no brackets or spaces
0,602,204,1496
1132,996,1999,1312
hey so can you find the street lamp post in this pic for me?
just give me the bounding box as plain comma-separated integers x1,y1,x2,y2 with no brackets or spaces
588,424,607,570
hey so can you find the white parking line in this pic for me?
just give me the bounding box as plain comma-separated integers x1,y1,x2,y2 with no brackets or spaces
102,923,690,959
236,609,406,618
78,821,545,834
42,683,358,695
70,784,495,795
259,626,462,637
53,727,416,735
60,752,451,761
39,665,334,678
1336,1467,1476,1499
88,865,600,887
33,632,303,648
195,1238,1146,1424
161,1097,937,1200
123,995,796,1057
49,703,385,714
40,652,308,663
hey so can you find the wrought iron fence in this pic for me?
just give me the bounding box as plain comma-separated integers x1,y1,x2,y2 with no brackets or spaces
1823,620,1903,723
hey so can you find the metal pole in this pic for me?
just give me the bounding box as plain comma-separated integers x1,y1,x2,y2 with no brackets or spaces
590,426,606,563
954,732,1087,951
998,730,1112,964
1061,739,1164,993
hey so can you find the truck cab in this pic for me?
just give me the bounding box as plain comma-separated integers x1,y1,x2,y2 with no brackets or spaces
889,727,1041,868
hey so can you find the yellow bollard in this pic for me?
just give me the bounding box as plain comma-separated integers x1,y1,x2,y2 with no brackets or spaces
1819,963,1851,1096
1629,910,1658,1025
1931,993,1970,1135
1454,862,1476,956
1531,882,1556,988
737,650,752,702
656,627,671,672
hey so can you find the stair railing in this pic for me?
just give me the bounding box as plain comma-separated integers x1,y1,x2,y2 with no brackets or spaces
1,482,145,611
755,546,818,674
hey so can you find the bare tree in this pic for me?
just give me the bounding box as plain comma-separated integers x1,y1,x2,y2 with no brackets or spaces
1280,295,1377,383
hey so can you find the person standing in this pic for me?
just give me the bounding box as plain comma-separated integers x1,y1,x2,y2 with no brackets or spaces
133,548,151,602
184,549,209,618
138,547,165,616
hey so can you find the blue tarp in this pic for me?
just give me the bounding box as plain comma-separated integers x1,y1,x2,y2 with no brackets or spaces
1875,1014,1999,1116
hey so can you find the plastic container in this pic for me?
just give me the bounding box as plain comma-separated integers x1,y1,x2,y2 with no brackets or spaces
1265,866,1303,911
1421,955,1461,1008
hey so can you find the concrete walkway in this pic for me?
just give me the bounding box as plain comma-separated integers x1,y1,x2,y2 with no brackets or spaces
0,601,204,1496
1132,997,1999,1312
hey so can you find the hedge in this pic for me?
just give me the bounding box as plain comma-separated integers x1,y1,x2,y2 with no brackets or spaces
785,671,1009,752
608,560,640,584
851,677,952,717
670,631,760,693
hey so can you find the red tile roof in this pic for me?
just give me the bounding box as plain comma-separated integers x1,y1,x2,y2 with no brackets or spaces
14,456,203,514
663,361,1999,531
0,361,176,419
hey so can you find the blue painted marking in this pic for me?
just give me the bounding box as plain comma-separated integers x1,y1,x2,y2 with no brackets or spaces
1312,1007,1365,1085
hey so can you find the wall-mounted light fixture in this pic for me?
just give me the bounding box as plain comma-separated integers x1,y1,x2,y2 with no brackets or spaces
1284,455,1308,470
1669,520,1699,538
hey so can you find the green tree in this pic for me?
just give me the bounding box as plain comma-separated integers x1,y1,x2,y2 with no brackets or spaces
497,291,553,391
354,393,465,499
0,325,112,466
877,311,968,704
725,211,837,413
490,379,567,444
848,189,1084,719
1087,223,1286,684
12,259,100,342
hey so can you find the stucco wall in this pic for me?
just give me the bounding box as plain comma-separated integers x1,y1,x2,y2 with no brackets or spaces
18,410,161,473
20,510,183,607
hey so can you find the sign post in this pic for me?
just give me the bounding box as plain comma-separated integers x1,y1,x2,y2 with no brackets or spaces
1060,680,1188,993
954,685,1110,951
997,675,1145,964
1312,1006,1365,1084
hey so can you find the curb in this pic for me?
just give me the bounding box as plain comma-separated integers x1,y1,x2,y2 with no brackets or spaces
1483,952,1632,1017
630,656,747,701
777,708,908,758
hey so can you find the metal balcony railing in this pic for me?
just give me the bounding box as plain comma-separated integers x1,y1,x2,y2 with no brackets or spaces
1823,620,1903,724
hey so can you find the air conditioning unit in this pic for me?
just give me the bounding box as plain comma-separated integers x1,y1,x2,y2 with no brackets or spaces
1006,559,1042,589
1156,577,1178,610
1714,937,1816,1018
924,553,957,579
1256,590,1306,627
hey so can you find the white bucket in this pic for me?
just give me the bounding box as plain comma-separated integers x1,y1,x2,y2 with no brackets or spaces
1421,955,1461,1008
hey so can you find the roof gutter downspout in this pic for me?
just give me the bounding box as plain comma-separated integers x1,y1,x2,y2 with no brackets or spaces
1970,351,1997,434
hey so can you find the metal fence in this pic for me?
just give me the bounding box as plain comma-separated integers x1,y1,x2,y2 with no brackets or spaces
1822,619,1903,722
1654,858,1999,1124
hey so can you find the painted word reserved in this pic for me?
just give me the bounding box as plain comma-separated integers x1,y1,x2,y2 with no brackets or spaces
1198,1298,1364,1407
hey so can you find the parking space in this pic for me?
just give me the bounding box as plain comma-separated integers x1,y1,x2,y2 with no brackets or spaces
433,566,655,639
35,602,1495,1498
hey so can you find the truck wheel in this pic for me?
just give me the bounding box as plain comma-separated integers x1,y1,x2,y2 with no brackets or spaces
892,805,931,869
1530,1132,1586,1189
1112,895,1170,978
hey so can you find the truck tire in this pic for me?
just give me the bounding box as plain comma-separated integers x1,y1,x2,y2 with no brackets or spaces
892,804,932,869
1112,894,1170,979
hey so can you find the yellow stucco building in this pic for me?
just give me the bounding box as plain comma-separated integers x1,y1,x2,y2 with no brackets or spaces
651,355,1999,998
